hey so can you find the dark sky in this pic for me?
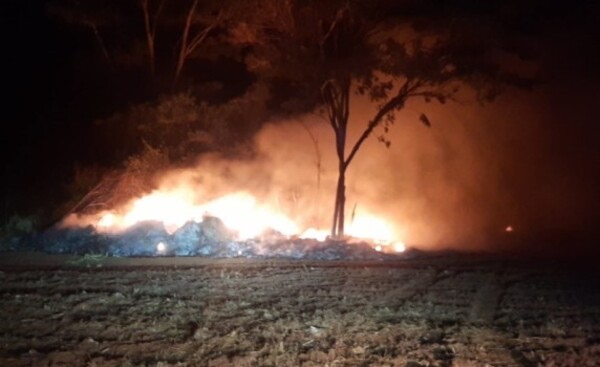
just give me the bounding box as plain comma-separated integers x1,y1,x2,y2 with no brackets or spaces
1,0,599,250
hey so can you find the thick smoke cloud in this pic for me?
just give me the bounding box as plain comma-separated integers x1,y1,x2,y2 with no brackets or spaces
235,89,533,251
123,77,597,255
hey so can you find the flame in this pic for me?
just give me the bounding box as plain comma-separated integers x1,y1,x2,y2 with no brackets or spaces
78,184,407,252
122,189,197,232
300,228,329,241
393,241,406,253
202,192,299,238
97,213,115,228
156,241,167,253
347,213,395,243
96,190,298,239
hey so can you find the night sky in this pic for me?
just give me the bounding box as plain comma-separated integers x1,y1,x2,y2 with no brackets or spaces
1,0,599,253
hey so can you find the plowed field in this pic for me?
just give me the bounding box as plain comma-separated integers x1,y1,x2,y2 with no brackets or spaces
0,253,599,366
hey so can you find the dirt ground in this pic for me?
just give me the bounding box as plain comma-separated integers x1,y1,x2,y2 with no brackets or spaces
0,253,599,366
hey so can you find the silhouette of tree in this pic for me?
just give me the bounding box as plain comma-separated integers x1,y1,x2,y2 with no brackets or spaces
233,0,535,238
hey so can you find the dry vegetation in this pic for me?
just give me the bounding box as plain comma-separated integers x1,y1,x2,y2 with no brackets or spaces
0,255,599,366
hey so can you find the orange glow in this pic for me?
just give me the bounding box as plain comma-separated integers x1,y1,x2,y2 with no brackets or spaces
83,190,407,249
347,213,395,243
393,242,406,253
300,228,329,241
64,172,407,252
156,242,167,253
97,213,115,228
94,190,299,238
122,189,197,232
202,192,298,238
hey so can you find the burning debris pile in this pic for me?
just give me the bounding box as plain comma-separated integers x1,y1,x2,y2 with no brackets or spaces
4,185,409,260
11,159,409,259
18,216,400,260
5,137,411,260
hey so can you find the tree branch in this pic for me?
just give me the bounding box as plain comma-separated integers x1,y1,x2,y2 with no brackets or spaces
153,0,166,35
89,23,114,70
319,5,348,59
344,79,412,167
186,18,220,57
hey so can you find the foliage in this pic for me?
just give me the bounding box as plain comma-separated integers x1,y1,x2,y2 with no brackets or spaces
69,84,273,212
0,214,38,251
97,82,272,164
125,142,170,177
1,214,37,236
228,0,371,110
53,165,109,222
97,93,211,164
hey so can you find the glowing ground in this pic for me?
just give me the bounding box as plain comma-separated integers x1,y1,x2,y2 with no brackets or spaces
0,254,599,366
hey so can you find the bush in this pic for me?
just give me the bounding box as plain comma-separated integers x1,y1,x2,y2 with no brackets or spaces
2,214,37,235
0,214,38,251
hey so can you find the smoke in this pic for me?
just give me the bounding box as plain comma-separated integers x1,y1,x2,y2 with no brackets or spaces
323,83,599,252
67,79,597,254
138,87,525,250
175,81,596,252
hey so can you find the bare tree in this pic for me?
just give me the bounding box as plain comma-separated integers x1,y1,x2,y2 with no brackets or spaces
49,0,235,89
139,0,166,77
236,0,534,239
47,0,120,69
173,0,224,85
321,78,351,237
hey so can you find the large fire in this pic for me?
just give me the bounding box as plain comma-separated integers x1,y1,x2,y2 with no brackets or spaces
60,118,415,255
103,189,299,239
67,186,406,254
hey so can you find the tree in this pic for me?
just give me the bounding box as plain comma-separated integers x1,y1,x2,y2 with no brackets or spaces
173,0,226,85
139,0,165,78
137,0,238,87
49,0,239,90
233,0,534,238
47,0,122,69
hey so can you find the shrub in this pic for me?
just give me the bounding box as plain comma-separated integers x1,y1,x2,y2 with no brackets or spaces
0,214,38,251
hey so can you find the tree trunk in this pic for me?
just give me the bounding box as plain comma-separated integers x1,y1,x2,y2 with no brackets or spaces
140,0,165,82
141,0,155,77
89,24,113,70
329,81,412,239
173,0,198,86
322,78,350,239
331,164,346,238
173,0,220,88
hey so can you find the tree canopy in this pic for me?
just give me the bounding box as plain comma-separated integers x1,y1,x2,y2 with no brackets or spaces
228,0,535,237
